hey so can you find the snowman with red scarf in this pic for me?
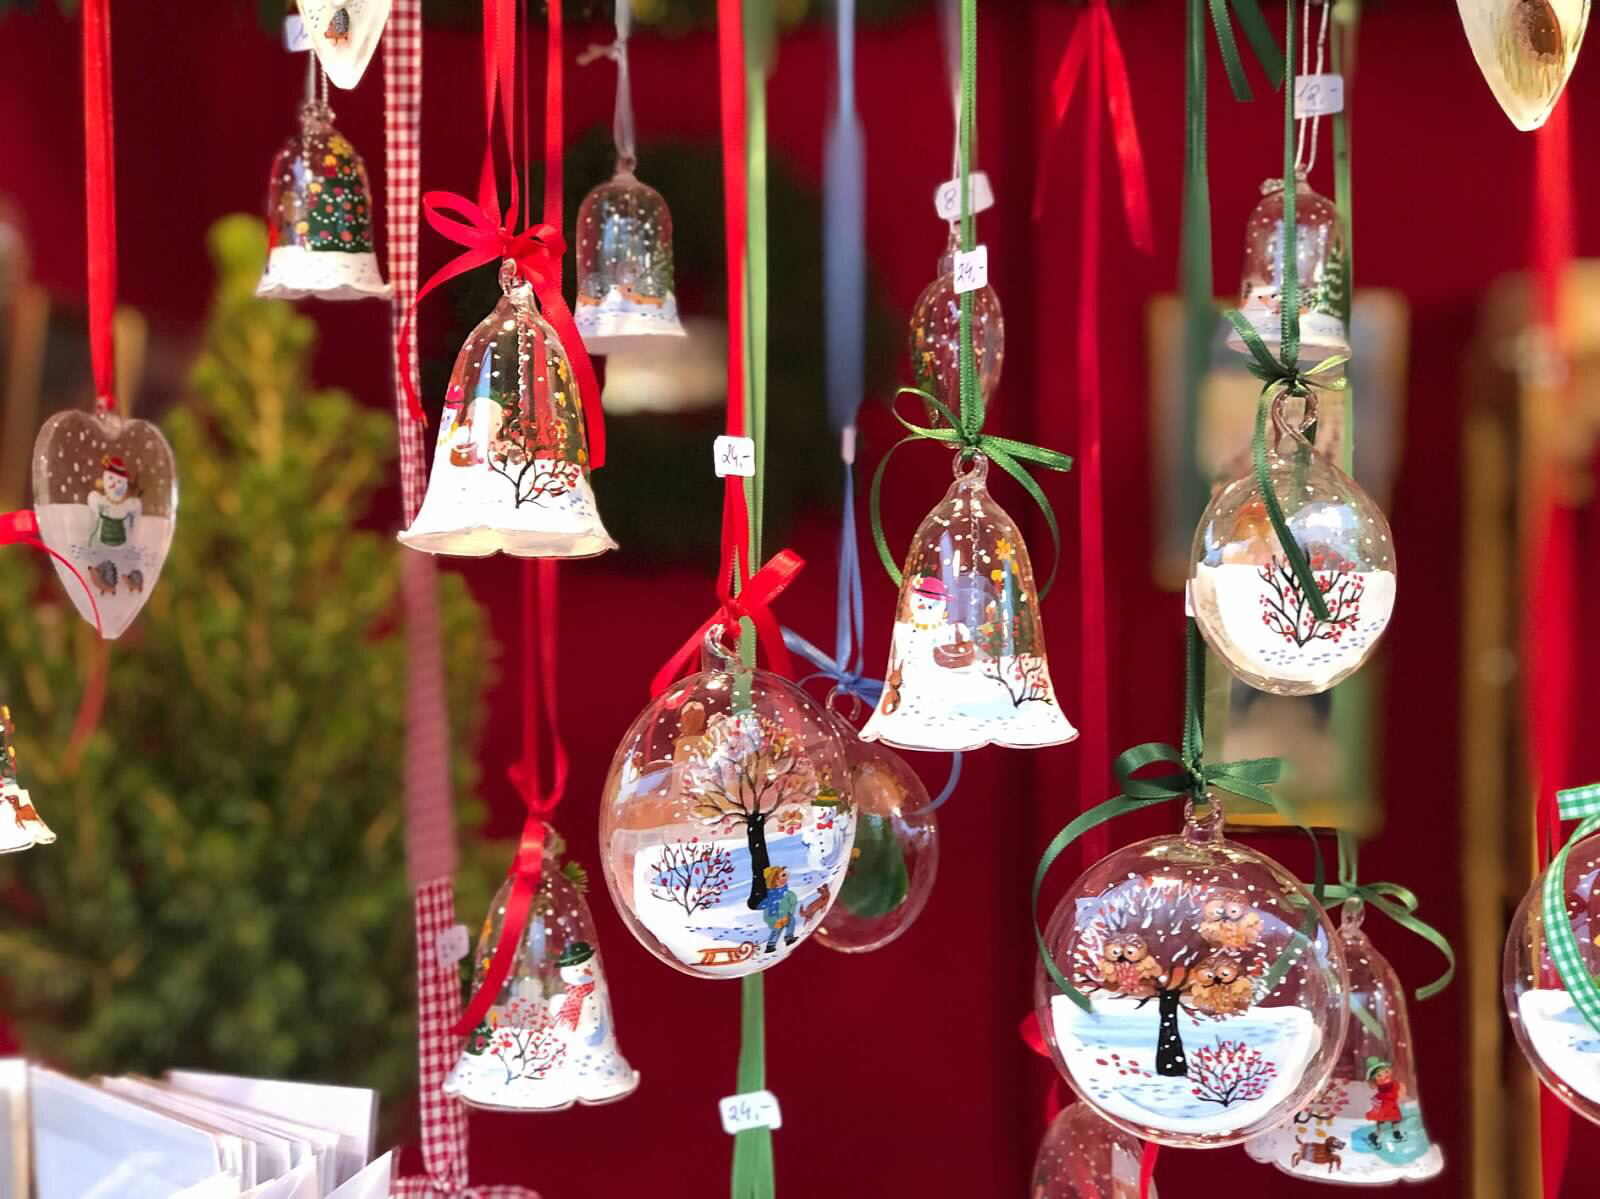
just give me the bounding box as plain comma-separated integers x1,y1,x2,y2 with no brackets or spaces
548,940,639,1106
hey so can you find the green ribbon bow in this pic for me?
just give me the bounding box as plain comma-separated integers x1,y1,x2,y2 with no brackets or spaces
1316,881,1455,1002
869,386,1074,596
1542,784,1600,1037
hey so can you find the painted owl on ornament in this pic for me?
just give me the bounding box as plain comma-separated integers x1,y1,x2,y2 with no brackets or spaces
1199,890,1264,950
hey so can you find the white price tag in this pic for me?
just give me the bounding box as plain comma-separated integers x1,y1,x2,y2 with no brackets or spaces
283,15,314,52
435,924,470,969
933,171,995,222
713,435,756,478
718,1090,783,1134
952,245,989,295
1294,74,1344,118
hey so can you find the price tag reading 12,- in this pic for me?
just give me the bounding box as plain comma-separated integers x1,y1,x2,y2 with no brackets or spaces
719,1090,783,1134
1294,74,1344,118
952,246,989,296
713,435,756,478
933,171,995,222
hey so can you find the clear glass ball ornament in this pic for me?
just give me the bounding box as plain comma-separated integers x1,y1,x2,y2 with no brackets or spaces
1246,900,1444,1182
599,628,856,978
860,453,1076,752
256,100,391,301
813,703,939,954
908,227,1004,424
1031,1103,1157,1199
1034,800,1349,1147
1189,391,1396,696
574,166,686,354
399,261,615,559
443,827,639,1112
1224,169,1347,359
1504,829,1600,1126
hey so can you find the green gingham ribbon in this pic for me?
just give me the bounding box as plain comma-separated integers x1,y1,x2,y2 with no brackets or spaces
1218,0,1349,627
1034,622,1325,1014
1543,784,1600,1036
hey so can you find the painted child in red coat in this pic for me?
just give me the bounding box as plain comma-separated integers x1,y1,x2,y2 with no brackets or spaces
1364,1057,1406,1141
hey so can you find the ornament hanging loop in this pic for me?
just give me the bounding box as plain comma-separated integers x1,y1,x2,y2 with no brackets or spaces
701,620,743,670
1268,383,1319,450
825,684,866,724
1181,793,1225,843
1339,894,1365,931
953,448,989,478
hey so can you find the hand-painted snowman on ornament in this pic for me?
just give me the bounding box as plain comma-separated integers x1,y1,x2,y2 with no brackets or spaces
549,940,639,1105
87,456,140,549
901,575,971,674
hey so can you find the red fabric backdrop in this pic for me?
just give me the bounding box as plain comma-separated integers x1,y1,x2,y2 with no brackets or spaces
2,2,1599,1194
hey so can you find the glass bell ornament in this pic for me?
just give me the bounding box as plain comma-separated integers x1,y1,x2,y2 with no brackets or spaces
1189,391,1396,696
1503,827,1600,1125
1224,171,1348,360
443,829,639,1112
1034,800,1349,1147
860,453,1075,752
574,167,686,356
1031,1103,1157,1199
1246,900,1443,1183
599,628,856,978
813,706,939,954
0,706,54,854
398,261,615,559
908,228,1004,424
256,99,391,302
1456,0,1590,130
32,409,178,639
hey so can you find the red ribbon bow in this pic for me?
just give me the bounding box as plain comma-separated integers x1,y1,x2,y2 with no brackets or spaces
397,196,606,470
649,549,806,699
1032,0,1153,254
1,512,104,636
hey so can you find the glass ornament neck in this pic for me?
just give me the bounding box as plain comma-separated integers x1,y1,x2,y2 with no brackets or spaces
497,259,536,307
1259,166,1311,196
1340,896,1366,935
1181,796,1226,844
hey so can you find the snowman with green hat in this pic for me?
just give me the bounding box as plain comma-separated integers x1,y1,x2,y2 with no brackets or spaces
1363,1056,1406,1141
547,938,638,1105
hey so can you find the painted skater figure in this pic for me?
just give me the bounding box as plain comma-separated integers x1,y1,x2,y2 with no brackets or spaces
87,456,141,548
759,866,799,954
1364,1057,1406,1142
549,941,638,1104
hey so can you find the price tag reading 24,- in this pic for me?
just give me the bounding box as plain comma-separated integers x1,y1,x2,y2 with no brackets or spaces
719,1090,783,1134
713,436,756,478
952,246,989,296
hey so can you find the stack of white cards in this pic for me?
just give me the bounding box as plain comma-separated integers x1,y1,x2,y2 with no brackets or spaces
0,1060,392,1198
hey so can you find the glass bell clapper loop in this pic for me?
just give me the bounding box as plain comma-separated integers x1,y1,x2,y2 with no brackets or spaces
398,261,616,559
1246,899,1444,1183
1032,1103,1159,1199
813,702,939,955
1034,794,1349,1147
1504,827,1600,1126
908,227,1005,427
574,166,686,356
1455,0,1591,131
256,99,391,302
1224,169,1347,362
443,825,639,1112
31,407,179,639
861,452,1075,752
1189,389,1396,696
598,627,856,978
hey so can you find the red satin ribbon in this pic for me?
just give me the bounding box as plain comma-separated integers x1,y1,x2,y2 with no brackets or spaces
1018,1012,1067,1123
83,0,117,413
0,512,104,636
398,0,605,471
649,550,805,699
1031,0,1152,255
1138,1141,1159,1199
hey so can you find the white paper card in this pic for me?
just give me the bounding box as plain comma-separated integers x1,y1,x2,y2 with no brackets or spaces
952,246,989,295
718,1089,782,1134
1294,74,1344,117
325,1150,393,1199
933,171,995,221
282,16,312,52
242,1159,317,1199
435,924,470,969
0,1060,28,1199
713,436,756,478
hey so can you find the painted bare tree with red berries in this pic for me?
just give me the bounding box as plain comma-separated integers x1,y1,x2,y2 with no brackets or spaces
1258,548,1364,648
976,557,1053,708
490,998,567,1085
1188,1039,1278,1107
649,838,736,916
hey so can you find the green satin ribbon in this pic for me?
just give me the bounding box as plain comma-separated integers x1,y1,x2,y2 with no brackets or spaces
1034,621,1326,1015
1207,0,1284,102
868,386,1074,595
1320,881,1456,1002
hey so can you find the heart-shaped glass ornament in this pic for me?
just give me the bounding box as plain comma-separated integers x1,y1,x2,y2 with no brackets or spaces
32,410,177,639
299,0,392,91
1456,0,1591,130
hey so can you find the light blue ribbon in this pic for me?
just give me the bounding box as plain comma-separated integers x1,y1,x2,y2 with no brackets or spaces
823,0,865,434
